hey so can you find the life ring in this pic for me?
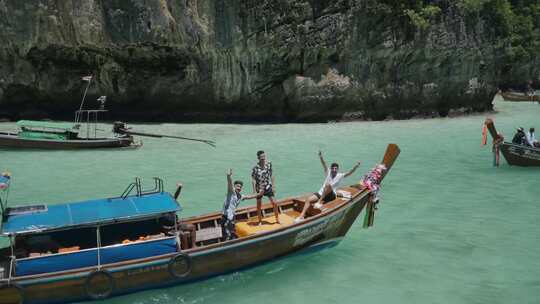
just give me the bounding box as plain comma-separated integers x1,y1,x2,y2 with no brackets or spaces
84,270,115,300
168,253,192,278
0,282,24,304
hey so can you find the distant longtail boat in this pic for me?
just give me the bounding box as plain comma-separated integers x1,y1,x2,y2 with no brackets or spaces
0,76,215,149
0,115,135,149
499,91,540,103
484,118,540,166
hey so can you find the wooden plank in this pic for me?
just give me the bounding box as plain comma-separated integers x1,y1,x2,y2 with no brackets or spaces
195,227,222,242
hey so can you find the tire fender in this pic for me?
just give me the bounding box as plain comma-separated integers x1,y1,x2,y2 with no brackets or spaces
84,270,115,300
168,253,192,278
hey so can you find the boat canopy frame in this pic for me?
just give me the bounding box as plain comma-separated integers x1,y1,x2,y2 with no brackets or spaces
74,109,109,139
0,177,183,282
0,178,181,237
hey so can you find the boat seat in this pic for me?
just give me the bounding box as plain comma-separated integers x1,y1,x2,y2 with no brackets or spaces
58,246,80,253
195,227,222,243
236,214,295,238
292,199,321,217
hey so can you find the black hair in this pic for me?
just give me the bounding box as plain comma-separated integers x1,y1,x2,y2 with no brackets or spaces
531,127,535,132
330,162,339,168
234,180,243,186
257,150,265,157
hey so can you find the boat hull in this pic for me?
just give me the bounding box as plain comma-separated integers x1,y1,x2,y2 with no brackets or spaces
500,143,540,166
0,133,133,149
3,192,369,304
500,92,540,102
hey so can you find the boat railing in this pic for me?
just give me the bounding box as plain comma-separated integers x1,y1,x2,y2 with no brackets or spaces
0,255,15,284
119,177,164,199
74,109,108,139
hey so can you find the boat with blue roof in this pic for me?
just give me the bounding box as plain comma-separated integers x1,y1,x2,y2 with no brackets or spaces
0,144,399,304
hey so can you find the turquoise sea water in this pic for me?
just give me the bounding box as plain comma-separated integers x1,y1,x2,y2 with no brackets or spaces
1,95,539,304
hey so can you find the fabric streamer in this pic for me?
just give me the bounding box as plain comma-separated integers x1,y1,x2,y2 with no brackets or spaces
360,164,387,228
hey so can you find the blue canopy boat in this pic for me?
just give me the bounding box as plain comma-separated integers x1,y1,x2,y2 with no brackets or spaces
0,144,400,304
0,177,183,303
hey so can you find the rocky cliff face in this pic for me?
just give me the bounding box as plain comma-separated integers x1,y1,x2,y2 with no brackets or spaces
0,0,537,122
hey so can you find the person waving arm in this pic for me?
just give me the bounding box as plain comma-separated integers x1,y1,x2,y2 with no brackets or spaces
319,150,328,175
344,161,362,178
227,169,234,194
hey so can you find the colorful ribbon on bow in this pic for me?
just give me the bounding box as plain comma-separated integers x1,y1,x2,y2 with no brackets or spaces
360,164,387,228
492,134,504,167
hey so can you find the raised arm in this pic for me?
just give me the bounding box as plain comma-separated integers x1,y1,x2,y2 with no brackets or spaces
242,193,259,200
173,182,183,201
319,150,328,175
344,161,361,178
227,169,234,193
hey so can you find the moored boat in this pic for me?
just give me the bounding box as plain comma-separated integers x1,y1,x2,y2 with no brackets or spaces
0,144,400,304
499,91,540,103
0,116,134,149
484,118,540,166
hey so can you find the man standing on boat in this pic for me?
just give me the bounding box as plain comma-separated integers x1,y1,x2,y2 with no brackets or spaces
252,150,280,225
222,169,257,240
295,151,361,223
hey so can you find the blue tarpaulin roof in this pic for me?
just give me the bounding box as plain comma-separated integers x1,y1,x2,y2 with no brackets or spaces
1,192,181,235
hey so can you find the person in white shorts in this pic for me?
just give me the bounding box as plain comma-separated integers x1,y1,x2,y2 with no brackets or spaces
295,151,361,223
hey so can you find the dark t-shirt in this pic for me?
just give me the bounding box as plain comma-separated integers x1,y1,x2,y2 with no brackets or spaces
512,132,525,145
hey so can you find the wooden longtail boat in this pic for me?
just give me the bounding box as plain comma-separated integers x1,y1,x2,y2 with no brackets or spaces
0,116,134,149
499,91,540,103
0,76,137,150
484,118,540,166
0,144,400,304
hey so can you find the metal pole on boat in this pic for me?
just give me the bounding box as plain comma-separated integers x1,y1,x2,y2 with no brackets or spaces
0,196,4,216
86,111,90,139
8,235,14,282
78,77,92,117
174,216,181,251
96,226,102,270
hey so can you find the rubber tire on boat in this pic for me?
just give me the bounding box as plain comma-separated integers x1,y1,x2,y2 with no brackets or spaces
168,253,192,278
85,270,115,300
0,283,24,304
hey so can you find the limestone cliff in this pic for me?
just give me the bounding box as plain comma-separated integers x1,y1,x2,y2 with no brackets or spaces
0,0,538,122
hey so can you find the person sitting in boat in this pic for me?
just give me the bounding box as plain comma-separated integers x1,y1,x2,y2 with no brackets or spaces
221,169,258,241
512,127,527,145
526,127,540,147
295,151,361,223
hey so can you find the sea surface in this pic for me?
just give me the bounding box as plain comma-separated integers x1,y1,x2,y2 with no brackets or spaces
1,95,539,304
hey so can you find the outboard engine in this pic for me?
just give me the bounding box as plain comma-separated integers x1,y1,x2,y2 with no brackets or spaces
113,121,127,134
